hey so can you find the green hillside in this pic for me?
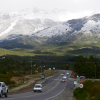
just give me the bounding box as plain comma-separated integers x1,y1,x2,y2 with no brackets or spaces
1,42,100,58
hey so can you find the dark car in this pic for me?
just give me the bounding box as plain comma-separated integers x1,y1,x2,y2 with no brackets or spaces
61,79,65,82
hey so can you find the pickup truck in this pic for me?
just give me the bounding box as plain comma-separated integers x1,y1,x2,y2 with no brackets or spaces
0,82,8,97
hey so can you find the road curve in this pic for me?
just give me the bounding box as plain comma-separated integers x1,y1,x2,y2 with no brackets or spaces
0,70,72,100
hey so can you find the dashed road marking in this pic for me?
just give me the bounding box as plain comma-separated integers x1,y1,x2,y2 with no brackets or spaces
1,80,61,100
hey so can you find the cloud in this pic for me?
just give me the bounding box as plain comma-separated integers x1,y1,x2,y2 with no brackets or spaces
0,0,100,13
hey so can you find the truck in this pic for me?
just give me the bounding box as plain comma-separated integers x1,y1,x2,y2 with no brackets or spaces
0,82,8,97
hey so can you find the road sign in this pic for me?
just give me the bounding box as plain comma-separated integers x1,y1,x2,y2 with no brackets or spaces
79,83,84,88
77,77,80,80
74,81,77,84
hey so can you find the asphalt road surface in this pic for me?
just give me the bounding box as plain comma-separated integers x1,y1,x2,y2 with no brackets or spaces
0,70,72,100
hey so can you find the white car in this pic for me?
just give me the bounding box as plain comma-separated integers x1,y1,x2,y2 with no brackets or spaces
63,76,67,79
61,73,64,76
66,72,69,74
33,84,42,92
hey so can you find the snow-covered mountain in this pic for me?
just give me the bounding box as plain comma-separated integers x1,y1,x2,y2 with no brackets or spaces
0,7,100,49
0,9,59,41
30,14,100,43
0,7,93,42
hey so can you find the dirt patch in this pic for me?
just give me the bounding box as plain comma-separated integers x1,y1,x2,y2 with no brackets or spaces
8,79,41,95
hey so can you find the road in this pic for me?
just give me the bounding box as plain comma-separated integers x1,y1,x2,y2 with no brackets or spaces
0,70,72,100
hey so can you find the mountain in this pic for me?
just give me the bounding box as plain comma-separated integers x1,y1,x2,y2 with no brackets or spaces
0,7,93,42
32,14,100,43
0,8,100,51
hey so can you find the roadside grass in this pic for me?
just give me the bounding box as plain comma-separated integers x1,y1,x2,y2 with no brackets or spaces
9,80,29,89
72,97,76,100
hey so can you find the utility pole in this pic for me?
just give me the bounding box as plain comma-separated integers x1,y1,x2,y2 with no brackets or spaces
95,65,96,79
40,66,45,73
40,66,42,73
30,58,33,76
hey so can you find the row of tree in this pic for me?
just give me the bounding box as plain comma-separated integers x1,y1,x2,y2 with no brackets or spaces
0,57,38,84
1,55,100,84
73,55,100,78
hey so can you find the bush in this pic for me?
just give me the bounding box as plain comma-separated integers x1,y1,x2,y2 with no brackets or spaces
88,85,100,99
73,88,87,100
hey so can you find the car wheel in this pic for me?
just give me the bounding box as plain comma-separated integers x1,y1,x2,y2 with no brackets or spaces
0,91,3,97
5,92,8,97
34,90,36,92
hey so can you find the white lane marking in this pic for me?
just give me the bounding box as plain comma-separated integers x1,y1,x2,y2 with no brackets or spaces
4,80,61,100
45,84,67,100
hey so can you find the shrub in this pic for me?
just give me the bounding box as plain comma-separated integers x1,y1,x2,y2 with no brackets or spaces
73,87,87,100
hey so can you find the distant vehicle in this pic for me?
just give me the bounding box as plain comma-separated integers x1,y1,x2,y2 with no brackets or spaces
63,76,67,79
80,76,86,79
63,72,65,74
61,73,64,76
41,73,45,79
48,68,51,70
0,82,8,97
33,84,42,92
66,72,69,74
61,79,65,82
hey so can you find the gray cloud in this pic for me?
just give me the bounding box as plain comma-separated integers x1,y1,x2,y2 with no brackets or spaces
0,0,100,13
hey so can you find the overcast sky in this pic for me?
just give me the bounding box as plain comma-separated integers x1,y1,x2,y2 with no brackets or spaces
0,0,100,13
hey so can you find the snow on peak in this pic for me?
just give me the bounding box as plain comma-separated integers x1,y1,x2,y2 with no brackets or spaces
80,20,100,34
34,23,72,37
0,19,18,38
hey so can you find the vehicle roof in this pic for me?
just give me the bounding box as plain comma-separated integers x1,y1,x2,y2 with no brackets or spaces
0,82,4,83
35,84,42,86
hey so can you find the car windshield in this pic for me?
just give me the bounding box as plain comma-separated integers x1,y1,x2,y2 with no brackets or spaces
35,85,41,88
0,83,1,87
